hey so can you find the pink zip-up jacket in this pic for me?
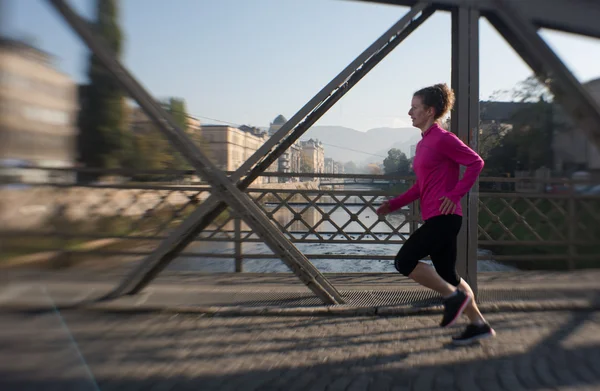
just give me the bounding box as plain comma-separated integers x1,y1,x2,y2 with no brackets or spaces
388,123,484,221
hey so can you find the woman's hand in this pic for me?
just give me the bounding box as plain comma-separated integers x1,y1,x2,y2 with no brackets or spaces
439,196,457,215
376,200,391,216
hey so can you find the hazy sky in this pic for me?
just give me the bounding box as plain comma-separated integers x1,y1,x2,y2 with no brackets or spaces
5,0,600,131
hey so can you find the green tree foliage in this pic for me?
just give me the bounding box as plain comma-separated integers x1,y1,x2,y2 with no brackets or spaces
128,98,208,181
383,148,411,175
163,98,192,172
485,101,554,175
482,77,558,177
77,0,130,179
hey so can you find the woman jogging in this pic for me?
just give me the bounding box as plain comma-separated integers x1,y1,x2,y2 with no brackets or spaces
376,83,495,345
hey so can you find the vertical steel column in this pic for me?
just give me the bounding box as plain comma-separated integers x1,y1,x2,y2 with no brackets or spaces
451,6,480,293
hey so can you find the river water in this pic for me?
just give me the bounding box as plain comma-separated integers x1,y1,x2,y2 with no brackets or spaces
169,185,516,273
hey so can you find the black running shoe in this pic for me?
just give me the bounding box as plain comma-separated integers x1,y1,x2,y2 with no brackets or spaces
439,290,471,328
452,323,496,345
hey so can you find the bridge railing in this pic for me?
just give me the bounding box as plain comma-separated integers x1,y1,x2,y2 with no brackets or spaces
1,167,599,271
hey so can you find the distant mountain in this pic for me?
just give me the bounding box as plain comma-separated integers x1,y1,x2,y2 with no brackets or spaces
299,126,421,164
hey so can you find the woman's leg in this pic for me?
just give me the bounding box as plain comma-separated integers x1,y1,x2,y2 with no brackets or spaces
395,224,455,296
395,219,469,327
431,239,487,325
428,216,496,343
407,261,456,297
457,278,486,325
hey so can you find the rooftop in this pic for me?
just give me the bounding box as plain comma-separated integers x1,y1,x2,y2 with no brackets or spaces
0,37,54,66
272,114,288,126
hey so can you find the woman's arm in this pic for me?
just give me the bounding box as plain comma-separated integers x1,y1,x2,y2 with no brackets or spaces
387,180,420,212
441,132,484,204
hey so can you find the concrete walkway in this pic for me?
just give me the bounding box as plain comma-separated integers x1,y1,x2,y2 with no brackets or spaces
2,270,600,315
1,270,599,390
1,308,599,390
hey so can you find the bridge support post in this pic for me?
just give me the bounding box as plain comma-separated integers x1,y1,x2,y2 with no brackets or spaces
451,6,480,294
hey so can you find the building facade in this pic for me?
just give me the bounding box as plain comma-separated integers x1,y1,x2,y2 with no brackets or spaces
268,114,303,182
324,158,334,174
324,158,342,174
200,125,269,183
0,38,78,183
300,138,325,179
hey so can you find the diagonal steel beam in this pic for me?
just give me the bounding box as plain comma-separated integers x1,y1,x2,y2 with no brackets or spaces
47,0,345,304
107,3,436,297
486,0,600,150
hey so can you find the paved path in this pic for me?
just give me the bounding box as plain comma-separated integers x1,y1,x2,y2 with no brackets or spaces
2,270,600,390
1,308,599,390
2,270,600,314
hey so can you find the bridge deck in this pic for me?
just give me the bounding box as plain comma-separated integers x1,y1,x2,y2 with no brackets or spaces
3,270,599,314
1,270,599,391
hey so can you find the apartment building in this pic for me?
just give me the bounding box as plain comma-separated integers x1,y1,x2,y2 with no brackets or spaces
201,124,269,183
0,38,78,183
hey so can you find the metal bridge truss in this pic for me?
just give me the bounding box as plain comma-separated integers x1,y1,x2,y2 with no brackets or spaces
46,0,600,303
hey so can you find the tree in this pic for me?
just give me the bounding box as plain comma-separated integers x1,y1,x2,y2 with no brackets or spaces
483,99,554,176
478,120,511,161
127,98,199,181
509,100,554,170
163,97,191,173
300,155,312,173
383,148,411,175
129,131,172,181
512,76,553,103
489,75,553,103
78,0,130,180
367,163,382,175
190,130,212,165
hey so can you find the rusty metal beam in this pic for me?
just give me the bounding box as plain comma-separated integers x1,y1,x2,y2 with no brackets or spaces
353,0,600,39
104,3,436,297
486,0,600,151
47,0,346,305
